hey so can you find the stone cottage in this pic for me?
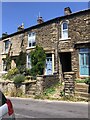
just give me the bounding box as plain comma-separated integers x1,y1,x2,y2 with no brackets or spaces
0,7,90,80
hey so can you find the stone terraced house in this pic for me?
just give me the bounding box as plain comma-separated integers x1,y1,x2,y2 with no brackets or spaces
0,7,90,80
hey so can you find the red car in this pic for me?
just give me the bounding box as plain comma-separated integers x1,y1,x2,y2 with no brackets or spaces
0,91,15,120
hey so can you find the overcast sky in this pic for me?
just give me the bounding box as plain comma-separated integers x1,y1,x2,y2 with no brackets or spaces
1,2,89,37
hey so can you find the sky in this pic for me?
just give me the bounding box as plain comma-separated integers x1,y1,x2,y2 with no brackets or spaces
0,2,89,37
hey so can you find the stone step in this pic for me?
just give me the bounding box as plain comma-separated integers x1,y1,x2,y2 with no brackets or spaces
75,92,89,98
75,87,88,93
75,96,88,101
29,87,36,91
64,85,74,88
75,83,88,89
27,91,35,95
26,94,35,98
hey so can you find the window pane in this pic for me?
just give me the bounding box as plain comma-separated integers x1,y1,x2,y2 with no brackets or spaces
29,42,31,47
85,53,89,65
62,30,68,38
32,42,36,46
5,40,9,52
63,23,68,30
27,54,31,69
80,54,84,65
28,32,36,47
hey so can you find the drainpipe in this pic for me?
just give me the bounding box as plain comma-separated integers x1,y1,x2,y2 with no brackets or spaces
57,19,63,83
56,19,60,79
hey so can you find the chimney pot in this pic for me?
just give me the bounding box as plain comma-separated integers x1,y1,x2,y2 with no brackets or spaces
17,23,24,31
37,16,44,24
64,7,72,15
2,32,8,37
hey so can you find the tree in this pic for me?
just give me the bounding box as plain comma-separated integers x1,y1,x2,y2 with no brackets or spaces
30,46,46,76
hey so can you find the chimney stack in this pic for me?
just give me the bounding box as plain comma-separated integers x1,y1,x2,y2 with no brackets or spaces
17,23,24,31
2,32,8,37
37,16,44,24
64,7,72,15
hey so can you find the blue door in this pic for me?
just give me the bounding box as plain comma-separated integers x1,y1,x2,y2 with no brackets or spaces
79,48,90,76
46,55,52,75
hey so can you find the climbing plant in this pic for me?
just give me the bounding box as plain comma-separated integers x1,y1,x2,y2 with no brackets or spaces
30,46,46,76
5,55,11,71
16,51,26,74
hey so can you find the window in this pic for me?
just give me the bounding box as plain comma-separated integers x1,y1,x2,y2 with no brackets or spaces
28,32,36,48
3,59,7,71
61,22,68,39
27,54,31,69
79,48,90,76
4,40,10,53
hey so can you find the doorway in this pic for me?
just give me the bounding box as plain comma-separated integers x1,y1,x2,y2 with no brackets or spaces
60,52,72,72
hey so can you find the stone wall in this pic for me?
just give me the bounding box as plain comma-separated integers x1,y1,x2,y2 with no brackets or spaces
0,75,59,97
36,75,59,96
75,83,89,101
64,72,76,96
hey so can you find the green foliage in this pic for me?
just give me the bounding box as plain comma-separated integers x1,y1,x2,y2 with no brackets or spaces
3,67,19,80
25,68,31,76
5,55,11,71
60,90,65,97
84,78,90,84
16,51,26,74
43,87,56,96
75,79,85,83
30,46,46,76
13,74,25,84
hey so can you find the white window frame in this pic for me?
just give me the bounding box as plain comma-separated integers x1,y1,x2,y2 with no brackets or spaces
4,39,10,53
61,21,68,39
26,54,31,69
2,59,7,71
28,32,36,48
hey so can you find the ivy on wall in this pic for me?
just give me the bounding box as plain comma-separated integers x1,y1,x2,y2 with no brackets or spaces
5,55,11,71
16,51,26,74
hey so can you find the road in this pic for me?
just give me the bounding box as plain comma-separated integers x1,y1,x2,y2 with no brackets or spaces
8,97,88,119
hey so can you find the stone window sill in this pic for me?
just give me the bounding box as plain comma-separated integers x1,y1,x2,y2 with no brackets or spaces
59,37,71,41
26,46,36,50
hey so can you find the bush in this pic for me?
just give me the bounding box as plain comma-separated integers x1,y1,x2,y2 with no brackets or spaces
13,74,25,84
75,79,85,83
3,67,19,80
30,46,46,76
85,78,90,84
24,68,31,76
17,65,26,74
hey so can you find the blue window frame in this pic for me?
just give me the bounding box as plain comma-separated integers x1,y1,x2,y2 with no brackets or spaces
79,48,90,76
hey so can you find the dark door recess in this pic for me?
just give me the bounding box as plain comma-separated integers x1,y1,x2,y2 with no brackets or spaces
60,52,72,72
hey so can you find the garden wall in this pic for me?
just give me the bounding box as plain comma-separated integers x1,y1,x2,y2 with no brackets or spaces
0,75,59,97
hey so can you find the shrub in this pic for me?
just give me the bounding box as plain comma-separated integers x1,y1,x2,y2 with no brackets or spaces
17,65,26,74
43,87,55,96
30,46,46,76
75,79,85,83
3,67,19,80
24,68,31,76
13,74,25,84
85,78,90,84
